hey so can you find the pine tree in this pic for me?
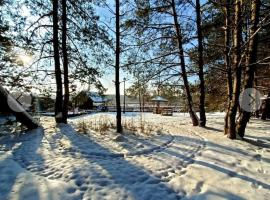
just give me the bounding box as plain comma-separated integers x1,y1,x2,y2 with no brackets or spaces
236,0,261,137
53,0,64,123
171,0,199,126
62,0,69,123
195,0,206,127
115,0,122,133
226,0,243,139
224,0,233,135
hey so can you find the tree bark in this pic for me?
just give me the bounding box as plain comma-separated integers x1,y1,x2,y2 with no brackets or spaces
53,0,63,123
236,0,261,138
226,0,243,139
254,70,260,118
224,0,233,135
139,90,142,112
62,0,69,123
0,86,39,129
115,0,122,133
142,94,145,112
261,91,270,120
195,0,206,127
171,0,199,126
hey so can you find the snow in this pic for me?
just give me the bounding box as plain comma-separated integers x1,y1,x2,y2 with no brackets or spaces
0,115,16,125
151,96,168,102
0,112,270,199
88,92,109,103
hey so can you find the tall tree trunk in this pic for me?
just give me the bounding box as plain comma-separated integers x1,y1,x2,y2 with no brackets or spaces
139,90,142,112
142,94,145,112
195,0,206,127
254,70,260,118
62,0,69,123
226,0,243,139
171,0,199,126
224,0,233,135
0,86,39,129
261,91,270,120
236,0,261,137
115,0,122,133
53,0,63,123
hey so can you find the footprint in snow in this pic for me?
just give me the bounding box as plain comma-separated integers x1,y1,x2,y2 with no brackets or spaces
253,154,262,161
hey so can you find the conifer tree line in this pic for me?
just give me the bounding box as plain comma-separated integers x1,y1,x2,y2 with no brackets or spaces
0,0,269,138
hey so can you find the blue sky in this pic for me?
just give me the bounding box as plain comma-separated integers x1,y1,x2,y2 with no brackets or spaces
10,0,201,95
98,70,133,95
95,0,200,95
95,1,133,95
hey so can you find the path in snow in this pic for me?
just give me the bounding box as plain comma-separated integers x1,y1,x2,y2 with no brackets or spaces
0,116,205,200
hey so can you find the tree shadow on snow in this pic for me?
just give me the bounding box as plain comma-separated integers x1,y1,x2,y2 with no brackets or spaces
158,134,270,191
57,125,259,200
58,124,180,200
0,128,47,200
187,191,246,200
2,124,267,199
203,126,223,133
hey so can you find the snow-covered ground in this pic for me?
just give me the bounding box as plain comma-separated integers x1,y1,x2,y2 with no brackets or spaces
0,112,269,200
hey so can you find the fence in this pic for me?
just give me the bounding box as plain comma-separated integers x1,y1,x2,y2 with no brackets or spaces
106,106,186,112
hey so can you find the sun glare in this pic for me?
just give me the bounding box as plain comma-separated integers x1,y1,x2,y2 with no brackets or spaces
18,54,32,65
